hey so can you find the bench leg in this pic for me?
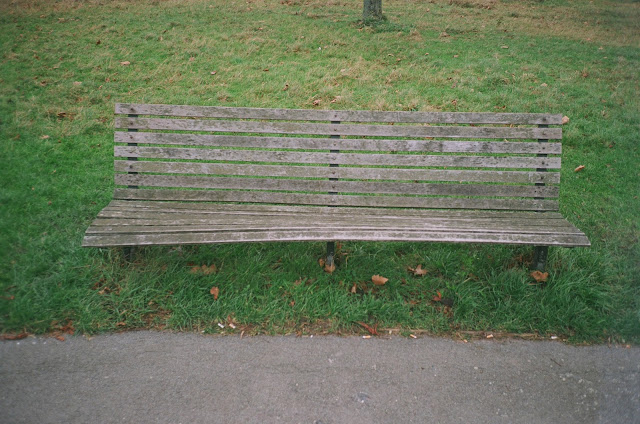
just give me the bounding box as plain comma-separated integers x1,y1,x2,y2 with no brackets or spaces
532,246,548,272
123,247,135,262
326,242,336,267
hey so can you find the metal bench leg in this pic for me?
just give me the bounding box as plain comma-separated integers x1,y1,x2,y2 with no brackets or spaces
532,246,548,272
123,247,135,262
326,242,335,267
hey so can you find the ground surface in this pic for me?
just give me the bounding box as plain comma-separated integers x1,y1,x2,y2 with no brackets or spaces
1,332,638,423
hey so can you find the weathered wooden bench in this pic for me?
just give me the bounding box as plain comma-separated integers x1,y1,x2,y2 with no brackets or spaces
83,103,590,271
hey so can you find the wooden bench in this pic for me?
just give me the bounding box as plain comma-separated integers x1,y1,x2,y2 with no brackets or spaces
83,103,590,271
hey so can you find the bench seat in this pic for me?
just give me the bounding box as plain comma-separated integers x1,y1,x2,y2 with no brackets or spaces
83,200,589,248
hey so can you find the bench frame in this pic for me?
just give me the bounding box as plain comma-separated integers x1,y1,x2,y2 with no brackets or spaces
83,103,590,272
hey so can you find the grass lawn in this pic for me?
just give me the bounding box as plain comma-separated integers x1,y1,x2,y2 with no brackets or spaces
1,0,638,343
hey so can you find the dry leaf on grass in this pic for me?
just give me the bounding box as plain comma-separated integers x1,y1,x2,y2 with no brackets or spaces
562,116,570,124
210,286,219,300
324,262,336,274
530,270,549,283
574,165,585,172
371,275,388,286
350,282,357,294
120,61,130,66
357,322,378,336
432,291,442,302
408,264,428,276
0,333,29,341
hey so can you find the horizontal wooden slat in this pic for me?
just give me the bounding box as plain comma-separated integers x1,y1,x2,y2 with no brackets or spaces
115,132,562,154
115,147,561,169
113,188,559,211
116,103,563,125
115,117,562,140
105,200,566,220
83,229,590,248
90,213,580,231
114,161,561,184
114,174,559,198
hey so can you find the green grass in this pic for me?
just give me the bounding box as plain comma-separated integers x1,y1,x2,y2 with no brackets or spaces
1,0,638,343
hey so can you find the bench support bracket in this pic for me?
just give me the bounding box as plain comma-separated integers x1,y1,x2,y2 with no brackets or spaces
532,246,548,272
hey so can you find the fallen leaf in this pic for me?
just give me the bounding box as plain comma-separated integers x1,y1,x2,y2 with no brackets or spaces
263,68,269,72
283,83,289,91
357,321,378,336
73,81,82,86
432,291,442,302
40,135,50,139
562,116,570,124
540,83,548,87
318,258,326,267
453,54,459,58
501,45,509,49
530,270,549,283
210,71,217,75
210,286,219,300
120,61,130,66
574,165,585,172
486,334,494,339
371,275,388,286
350,282,357,294
408,264,428,276
96,40,101,45
312,99,321,106
1,333,29,341
55,335,65,342
324,262,336,274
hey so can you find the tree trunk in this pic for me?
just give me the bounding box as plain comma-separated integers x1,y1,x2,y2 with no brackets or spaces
363,0,383,21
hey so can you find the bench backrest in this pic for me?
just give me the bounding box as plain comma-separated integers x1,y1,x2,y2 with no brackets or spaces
113,103,563,212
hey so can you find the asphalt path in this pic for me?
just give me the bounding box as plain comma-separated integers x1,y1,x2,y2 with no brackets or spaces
1,332,638,423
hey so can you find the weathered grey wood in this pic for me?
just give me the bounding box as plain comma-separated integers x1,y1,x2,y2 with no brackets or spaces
112,188,559,211
83,229,590,248
88,214,582,232
114,146,561,169
116,103,563,125
114,161,560,184
83,104,590,251
114,174,559,198
115,117,563,140
104,200,566,220
115,132,563,154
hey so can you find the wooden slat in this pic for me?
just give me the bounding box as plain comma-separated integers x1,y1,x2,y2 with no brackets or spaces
116,103,563,125
105,200,566,220
115,117,562,140
114,174,559,198
82,229,590,247
87,223,583,235
114,146,561,169
112,188,559,211
115,132,563,154
114,161,561,184
89,213,580,231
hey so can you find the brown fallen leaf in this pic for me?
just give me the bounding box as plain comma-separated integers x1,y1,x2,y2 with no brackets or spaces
318,258,326,267
1,333,29,341
324,262,336,274
432,291,442,302
210,286,219,300
530,270,549,283
55,335,65,342
372,275,388,286
312,99,321,106
283,83,289,91
357,321,378,336
574,165,585,172
120,61,130,66
562,116,570,124
408,264,428,276
350,282,357,294
40,135,50,139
